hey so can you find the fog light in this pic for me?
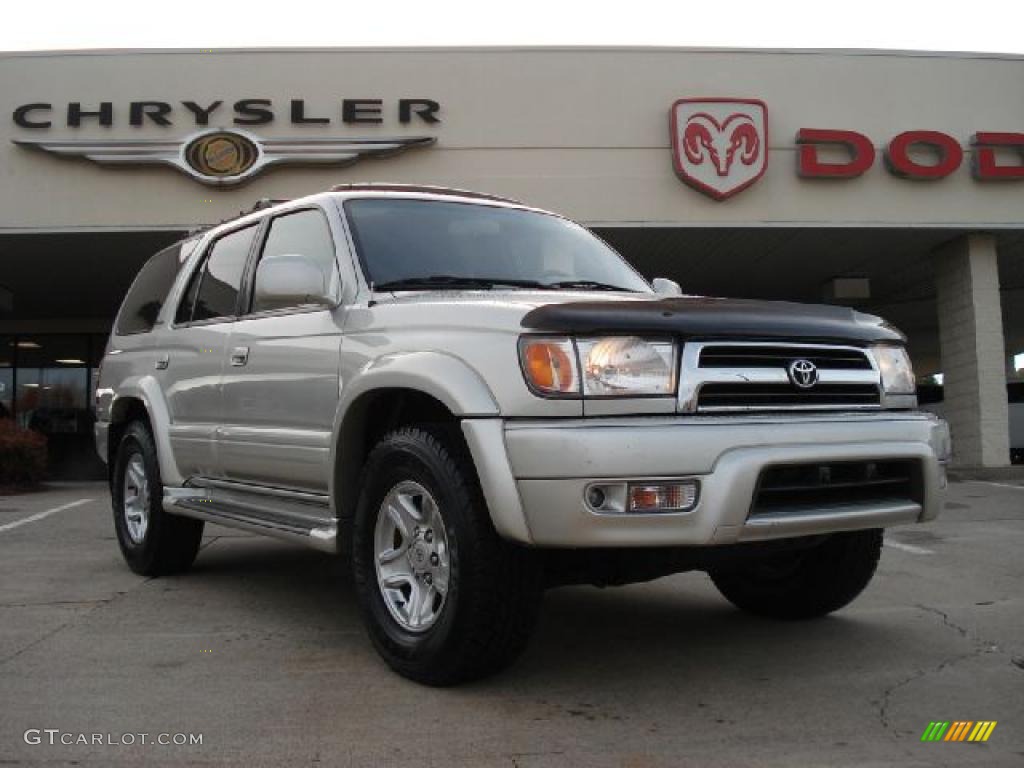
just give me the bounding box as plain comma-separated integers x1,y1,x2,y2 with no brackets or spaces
586,486,607,508
627,480,699,513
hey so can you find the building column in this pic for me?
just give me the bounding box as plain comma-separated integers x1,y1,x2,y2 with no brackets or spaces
933,234,1010,468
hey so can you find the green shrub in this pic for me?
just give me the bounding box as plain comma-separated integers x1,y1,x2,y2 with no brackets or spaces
0,419,48,486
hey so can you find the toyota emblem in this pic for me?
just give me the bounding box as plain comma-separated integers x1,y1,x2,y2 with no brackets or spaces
788,359,819,389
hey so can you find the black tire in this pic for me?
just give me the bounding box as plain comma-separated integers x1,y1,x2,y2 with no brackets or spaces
352,426,543,686
112,421,204,577
710,529,883,620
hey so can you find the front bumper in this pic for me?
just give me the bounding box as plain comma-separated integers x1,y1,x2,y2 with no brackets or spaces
462,412,948,548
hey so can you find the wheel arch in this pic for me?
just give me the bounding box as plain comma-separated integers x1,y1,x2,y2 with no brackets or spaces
106,377,183,486
330,352,501,555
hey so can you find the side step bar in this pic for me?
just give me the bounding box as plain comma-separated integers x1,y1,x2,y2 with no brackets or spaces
163,482,338,554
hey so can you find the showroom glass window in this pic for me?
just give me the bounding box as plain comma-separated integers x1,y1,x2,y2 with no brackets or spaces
2,334,109,478
0,336,12,419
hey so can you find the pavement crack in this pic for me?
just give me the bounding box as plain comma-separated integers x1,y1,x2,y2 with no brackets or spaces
0,598,113,608
0,578,155,669
913,602,1006,655
913,603,970,639
0,615,79,668
878,649,982,736
879,604,1006,737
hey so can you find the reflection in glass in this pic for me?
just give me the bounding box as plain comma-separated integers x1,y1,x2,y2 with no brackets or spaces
0,335,12,419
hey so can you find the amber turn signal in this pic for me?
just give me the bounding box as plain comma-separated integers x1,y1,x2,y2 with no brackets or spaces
520,338,579,395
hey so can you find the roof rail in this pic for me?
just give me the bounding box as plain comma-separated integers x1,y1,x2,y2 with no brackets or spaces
329,183,522,205
184,197,292,237
247,198,291,213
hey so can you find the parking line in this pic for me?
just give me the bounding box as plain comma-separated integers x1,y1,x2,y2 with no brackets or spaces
0,499,94,534
971,481,1024,492
884,540,934,555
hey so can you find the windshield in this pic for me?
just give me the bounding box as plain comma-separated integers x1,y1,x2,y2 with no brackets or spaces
344,198,651,292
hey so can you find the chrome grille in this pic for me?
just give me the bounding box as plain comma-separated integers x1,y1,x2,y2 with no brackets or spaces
679,342,882,413
697,344,872,370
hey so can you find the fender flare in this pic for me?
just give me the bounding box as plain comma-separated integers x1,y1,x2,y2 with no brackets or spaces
109,376,184,486
328,351,500,506
331,350,500,455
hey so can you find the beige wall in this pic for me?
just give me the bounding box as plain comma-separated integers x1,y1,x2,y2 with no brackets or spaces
1,47,1023,230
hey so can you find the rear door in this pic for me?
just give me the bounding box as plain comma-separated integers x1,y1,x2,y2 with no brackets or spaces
161,222,260,479
218,206,345,493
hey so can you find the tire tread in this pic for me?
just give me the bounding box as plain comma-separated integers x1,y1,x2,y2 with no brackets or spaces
710,529,883,620
353,425,542,686
113,421,203,577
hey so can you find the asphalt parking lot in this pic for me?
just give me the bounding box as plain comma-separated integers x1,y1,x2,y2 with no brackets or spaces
1,479,1022,767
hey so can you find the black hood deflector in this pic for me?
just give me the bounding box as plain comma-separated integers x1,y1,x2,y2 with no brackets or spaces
520,296,904,345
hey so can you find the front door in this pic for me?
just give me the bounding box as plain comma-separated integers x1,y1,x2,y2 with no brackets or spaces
218,208,344,493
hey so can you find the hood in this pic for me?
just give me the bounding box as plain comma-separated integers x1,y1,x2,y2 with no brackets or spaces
373,288,649,309
519,295,904,345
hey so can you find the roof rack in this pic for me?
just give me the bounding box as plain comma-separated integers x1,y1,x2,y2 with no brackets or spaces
329,183,522,205
247,198,291,213
184,197,292,237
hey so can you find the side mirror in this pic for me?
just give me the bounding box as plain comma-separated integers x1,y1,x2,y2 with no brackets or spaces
252,253,338,312
652,277,682,296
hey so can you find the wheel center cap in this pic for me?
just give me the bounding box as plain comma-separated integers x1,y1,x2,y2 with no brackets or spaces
409,541,431,570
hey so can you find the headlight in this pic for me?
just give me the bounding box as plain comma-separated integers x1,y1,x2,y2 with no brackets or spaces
519,336,677,398
578,337,676,396
873,345,916,394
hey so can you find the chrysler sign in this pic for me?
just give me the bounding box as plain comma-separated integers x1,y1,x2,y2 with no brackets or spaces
10,97,441,186
671,97,1024,200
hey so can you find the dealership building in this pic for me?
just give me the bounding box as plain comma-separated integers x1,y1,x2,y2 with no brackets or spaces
0,46,1021,476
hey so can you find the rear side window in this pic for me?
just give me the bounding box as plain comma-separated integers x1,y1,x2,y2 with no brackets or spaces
177,225,258,324
115,239,198,335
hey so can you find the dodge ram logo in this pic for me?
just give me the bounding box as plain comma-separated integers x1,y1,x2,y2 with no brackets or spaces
788,359,819,389
670,98,768,200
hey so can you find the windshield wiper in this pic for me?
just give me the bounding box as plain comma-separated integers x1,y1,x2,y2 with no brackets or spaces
374,275,547,291
545,280,633,291
374,275,636,292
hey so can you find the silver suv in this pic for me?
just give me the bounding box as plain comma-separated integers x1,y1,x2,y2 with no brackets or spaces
96,185,950,685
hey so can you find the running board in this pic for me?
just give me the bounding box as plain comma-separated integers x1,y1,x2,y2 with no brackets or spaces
163,483,338,553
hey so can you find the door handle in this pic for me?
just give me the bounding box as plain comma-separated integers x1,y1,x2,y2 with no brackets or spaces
229,346,250,367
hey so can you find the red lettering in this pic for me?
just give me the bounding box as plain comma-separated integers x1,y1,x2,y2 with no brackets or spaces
885,130,963,179
971,132,1024,180
796,128,876,178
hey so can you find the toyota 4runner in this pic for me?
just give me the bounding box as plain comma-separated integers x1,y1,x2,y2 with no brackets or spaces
95,185,950,685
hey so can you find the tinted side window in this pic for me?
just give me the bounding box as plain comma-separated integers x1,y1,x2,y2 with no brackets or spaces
115,239,198,335
251,209,337,313
174,260,204,325
189,225,258,322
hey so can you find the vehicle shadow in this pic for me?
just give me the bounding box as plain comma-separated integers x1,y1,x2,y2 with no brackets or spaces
181,535,920,696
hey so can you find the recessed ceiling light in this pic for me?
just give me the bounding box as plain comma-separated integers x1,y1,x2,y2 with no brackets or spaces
55,359,86,365
21,382,39,388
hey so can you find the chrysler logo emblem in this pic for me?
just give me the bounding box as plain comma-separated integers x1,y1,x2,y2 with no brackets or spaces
788,359,819,389
185,131,259,179
13,128,435,187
